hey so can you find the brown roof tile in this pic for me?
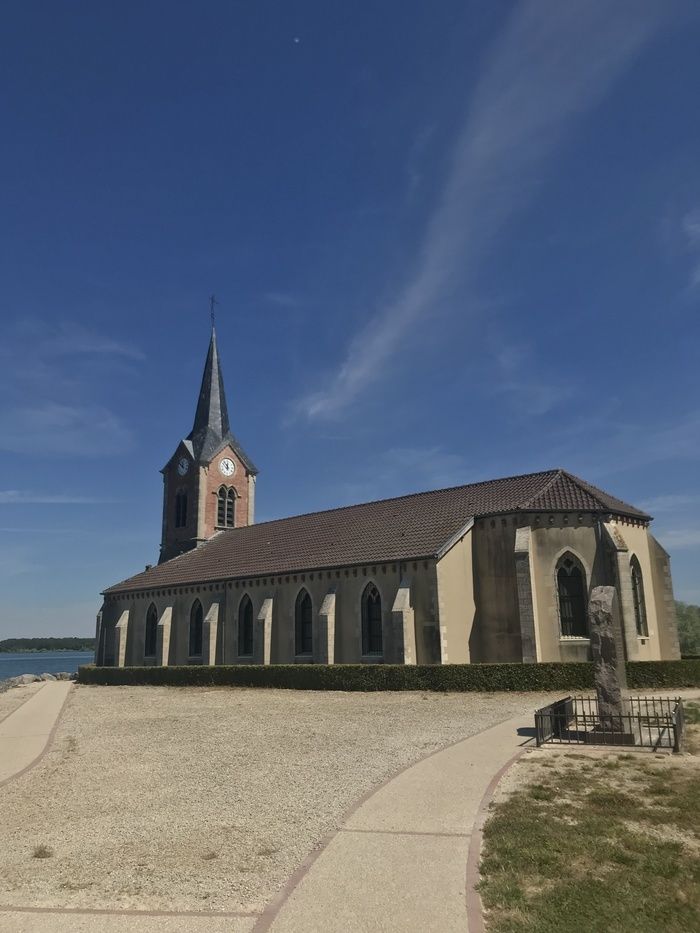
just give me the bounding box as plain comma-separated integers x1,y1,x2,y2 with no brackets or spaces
103,469,650,594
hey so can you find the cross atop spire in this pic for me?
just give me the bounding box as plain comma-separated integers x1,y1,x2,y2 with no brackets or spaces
209,293,218,330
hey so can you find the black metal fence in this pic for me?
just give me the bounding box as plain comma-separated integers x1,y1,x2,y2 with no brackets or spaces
534,695,684,752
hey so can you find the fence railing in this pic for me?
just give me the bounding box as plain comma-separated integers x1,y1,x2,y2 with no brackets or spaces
534,695,684,752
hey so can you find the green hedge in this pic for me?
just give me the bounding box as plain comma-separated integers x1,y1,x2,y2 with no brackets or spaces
77,659,700,692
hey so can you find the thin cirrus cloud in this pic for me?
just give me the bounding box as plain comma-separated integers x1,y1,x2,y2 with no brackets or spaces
2,321,145,362
0,321,140,456
683,209,700,288
638,494,700,513
0,403,134,457
656,528,700,550
0,490,113,505
296,1,684,420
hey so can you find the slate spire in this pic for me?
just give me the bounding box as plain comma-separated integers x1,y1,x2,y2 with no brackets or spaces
188,326,231,462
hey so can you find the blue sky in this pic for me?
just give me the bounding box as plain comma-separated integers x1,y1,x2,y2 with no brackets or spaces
1,1,699,638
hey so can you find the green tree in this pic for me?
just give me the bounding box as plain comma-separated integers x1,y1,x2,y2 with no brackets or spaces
676,601,700,656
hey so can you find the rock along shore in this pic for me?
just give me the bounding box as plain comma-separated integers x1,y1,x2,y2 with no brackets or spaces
0,672,76,693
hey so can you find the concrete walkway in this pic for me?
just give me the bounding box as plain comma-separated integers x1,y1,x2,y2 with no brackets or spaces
257,713,530,932
0,699,529,933
0,682,73,786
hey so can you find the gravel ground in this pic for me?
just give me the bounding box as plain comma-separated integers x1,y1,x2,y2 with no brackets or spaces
0,682,43,722
0,685,554,913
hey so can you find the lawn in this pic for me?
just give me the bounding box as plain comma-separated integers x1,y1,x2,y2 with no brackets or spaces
478,699,700,933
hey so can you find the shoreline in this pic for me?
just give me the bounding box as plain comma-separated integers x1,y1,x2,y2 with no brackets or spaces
0,648,94,654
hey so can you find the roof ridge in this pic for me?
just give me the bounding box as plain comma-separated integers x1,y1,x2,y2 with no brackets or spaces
231,468,560,531
518,468,564,510
559,469,647,516
557,469,607,511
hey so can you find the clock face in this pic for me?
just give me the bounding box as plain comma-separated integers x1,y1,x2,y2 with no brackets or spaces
177,456,190,476
219,457,235,477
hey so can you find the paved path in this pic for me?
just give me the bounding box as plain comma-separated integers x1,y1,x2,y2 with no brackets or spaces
0,682,73,786
257,713,531,932
0,698,530,933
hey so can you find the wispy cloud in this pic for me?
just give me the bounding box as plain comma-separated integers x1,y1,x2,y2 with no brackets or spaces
682,208,700,288
332,445,468,506
296,1,678,419
493,342,572,417
0,544,40,578
2,320,144,362
262,291,303,309
656,528,700,550
638,494,700,513
0,403,133,457
0,321,138,456
0,490,114,505
535,407,700,480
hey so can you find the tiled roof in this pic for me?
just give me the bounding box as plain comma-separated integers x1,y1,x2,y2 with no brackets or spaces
103,469,650,594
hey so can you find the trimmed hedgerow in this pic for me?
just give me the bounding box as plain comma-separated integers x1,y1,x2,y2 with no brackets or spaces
627,658,700,689
77,659,700,692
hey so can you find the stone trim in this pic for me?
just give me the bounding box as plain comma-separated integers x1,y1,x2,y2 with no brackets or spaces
391,578,416,664
256,597,273,665
156,607,172,666
514,527,537,663
317,586,337,664
115,611,129,668
202,602,219,666
601,521,638,661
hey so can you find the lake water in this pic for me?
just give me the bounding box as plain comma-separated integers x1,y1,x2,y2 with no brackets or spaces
0,650,94,683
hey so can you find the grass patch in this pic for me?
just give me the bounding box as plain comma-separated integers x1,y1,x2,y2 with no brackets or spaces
32,844,53,859
478,725,700,932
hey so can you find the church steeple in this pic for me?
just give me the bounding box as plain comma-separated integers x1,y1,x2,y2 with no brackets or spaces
159,323,258,563
188,327,231,462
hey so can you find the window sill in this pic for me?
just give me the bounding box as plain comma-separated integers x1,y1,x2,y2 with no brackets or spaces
361,654,384,663
558,637,590,643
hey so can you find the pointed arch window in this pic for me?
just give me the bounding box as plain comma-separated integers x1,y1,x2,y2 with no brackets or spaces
295,589,313,656
175,490,188,528
631,556,648,637
217,487,236,528
362,583,383,656
189,600,203,658
556,554,588,638
144,603,158,658
238,595,254,657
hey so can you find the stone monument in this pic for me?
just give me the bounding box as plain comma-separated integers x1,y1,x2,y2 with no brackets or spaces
587,586,636,744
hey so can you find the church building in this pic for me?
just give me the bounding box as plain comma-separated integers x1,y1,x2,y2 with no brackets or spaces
96,331,681,668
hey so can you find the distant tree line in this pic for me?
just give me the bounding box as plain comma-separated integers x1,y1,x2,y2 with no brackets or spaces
0,637,96,653
677,601,700,657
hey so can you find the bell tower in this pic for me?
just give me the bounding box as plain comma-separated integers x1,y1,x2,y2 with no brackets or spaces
159,327,258,563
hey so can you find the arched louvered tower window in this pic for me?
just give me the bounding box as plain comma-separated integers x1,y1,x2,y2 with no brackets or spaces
361,583,383,656
295,589,313,656
217,486,236,528
631,556,649,637
144,603,158,658
238,595,254,657
189,600,203,657
556,554,588,638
